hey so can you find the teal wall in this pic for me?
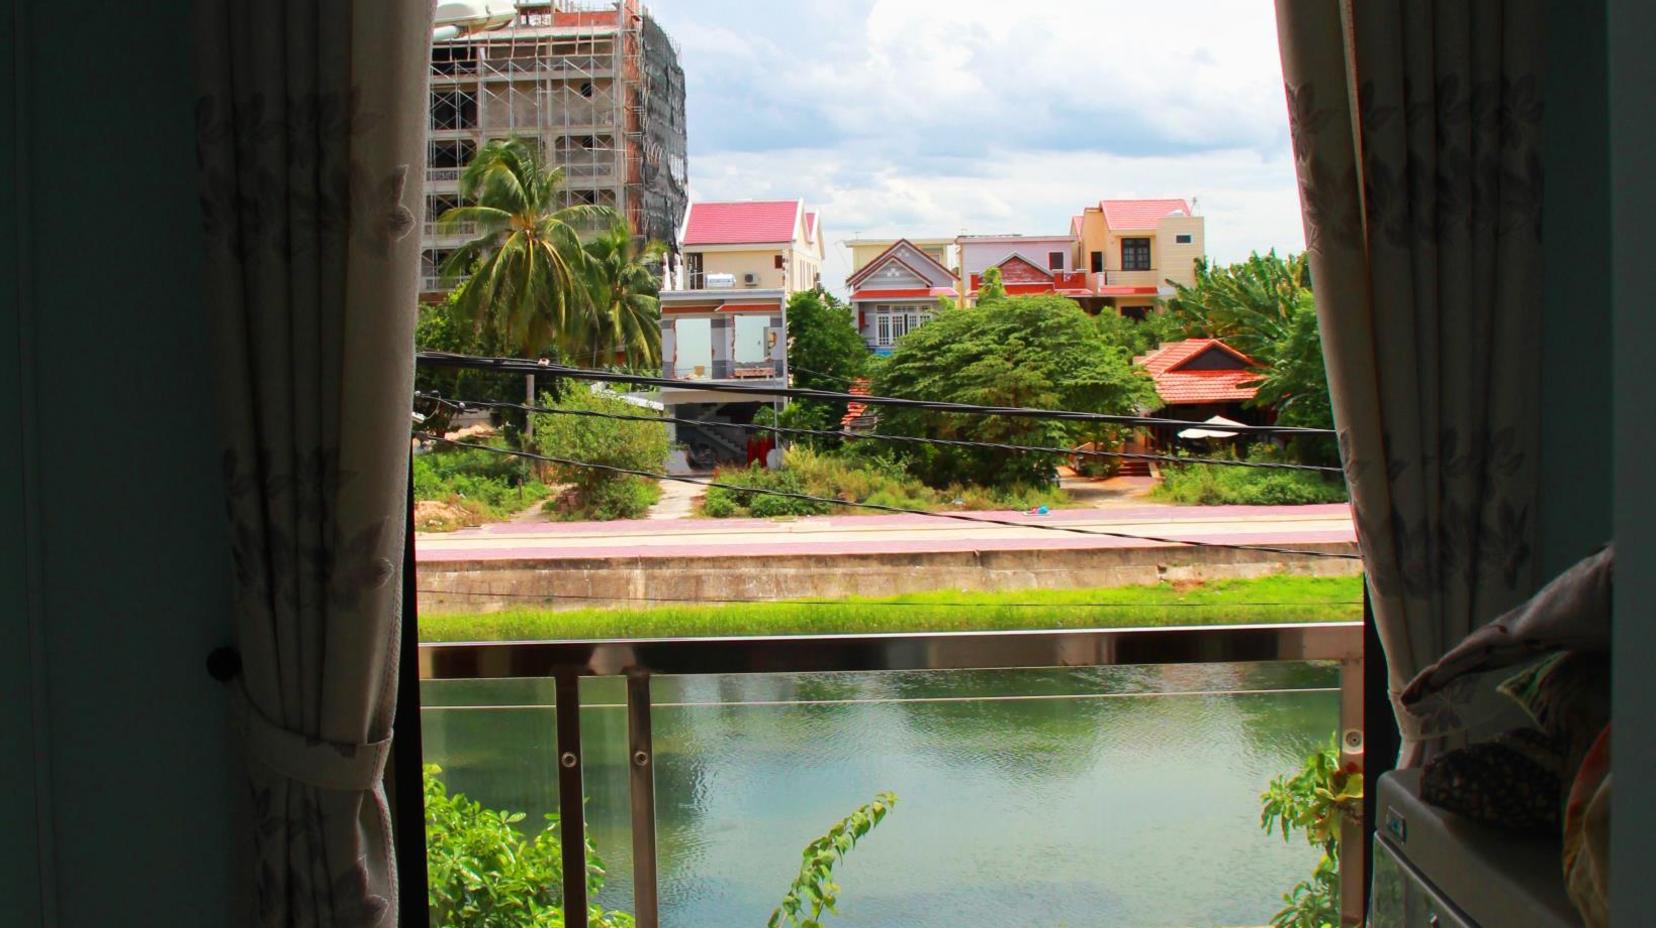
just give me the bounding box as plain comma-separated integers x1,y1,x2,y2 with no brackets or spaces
1610,0,1656,921
1,0,235,923
0,0,46,921
1539,0,1614,575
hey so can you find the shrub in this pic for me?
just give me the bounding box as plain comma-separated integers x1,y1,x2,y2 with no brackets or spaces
699,447,1072,518
424,764,633,928
1151,462,1348,506
530,388,670,520
547,475,661,522
769,793,897,928
413,443,551,531
1259,738,1363,928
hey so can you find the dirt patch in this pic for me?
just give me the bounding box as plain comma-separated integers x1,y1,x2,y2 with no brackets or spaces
1168,578,1210,594
415,499,480,533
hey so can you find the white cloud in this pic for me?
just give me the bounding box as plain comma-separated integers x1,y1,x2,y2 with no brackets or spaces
647,0,1304,290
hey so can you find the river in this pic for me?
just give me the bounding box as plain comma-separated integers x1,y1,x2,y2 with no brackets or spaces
421,661,1336,927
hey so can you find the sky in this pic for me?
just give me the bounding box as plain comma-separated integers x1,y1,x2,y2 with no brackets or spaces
645,0,1307,294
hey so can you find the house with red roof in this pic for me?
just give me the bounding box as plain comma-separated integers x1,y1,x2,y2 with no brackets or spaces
844,238,960,354
1072,197,1205,317
1133,338,1267,441
657,199,823,466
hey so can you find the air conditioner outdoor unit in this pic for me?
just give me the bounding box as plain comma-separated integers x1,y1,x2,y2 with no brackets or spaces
743,273,758,286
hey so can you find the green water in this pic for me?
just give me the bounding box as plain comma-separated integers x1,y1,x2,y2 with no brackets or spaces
421,662,1336,927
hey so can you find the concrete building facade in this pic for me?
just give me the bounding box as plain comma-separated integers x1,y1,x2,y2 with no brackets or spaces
420,0,688,294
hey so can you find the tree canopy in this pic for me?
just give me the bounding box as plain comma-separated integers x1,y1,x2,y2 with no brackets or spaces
872,294,1160,486
437,137,615,360
781,288,870,435
1165,251,1334,462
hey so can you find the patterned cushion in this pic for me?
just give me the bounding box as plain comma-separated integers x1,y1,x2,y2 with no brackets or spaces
1498,651,1611,771
1420,728,1565,835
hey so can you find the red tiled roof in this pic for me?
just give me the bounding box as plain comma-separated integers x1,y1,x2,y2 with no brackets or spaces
682,200,801,246
851,287,956,300
1099,198,1191,230
1134,338,1261,406
841,378,875,430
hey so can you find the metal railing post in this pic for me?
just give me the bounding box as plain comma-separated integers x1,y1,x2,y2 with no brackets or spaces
555,670,589,926
1338,655,1366,927
626,672,660,928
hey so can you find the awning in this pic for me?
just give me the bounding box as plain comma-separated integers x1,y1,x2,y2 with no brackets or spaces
1176,415,1246,440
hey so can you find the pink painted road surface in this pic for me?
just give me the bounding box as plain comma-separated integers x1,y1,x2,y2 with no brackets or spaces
415,503,1357,563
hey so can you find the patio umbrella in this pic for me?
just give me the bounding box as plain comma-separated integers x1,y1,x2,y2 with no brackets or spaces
1177,415,1246,440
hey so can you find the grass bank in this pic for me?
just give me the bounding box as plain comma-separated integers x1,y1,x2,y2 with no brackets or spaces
417,574,1363,642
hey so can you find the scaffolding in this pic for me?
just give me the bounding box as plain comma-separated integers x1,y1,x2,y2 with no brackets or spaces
421,0,689,292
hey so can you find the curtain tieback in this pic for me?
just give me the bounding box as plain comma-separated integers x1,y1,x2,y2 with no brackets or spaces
233,688,392,792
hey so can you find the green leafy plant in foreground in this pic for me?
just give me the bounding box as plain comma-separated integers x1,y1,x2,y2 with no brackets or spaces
1259,737,1364,928
424,764,633,928
769,792,898,928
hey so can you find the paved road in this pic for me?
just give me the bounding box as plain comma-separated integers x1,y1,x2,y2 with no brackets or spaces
415,502,1356,562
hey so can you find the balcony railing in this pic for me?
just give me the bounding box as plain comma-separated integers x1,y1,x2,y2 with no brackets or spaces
664,359,779,382
423,220,478,238
419,622,1366,928
427,166,463,184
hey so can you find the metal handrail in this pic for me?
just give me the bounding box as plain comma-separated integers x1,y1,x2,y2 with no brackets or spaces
418,621,1366,928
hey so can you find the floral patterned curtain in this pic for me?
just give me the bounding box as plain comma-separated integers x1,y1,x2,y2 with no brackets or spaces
1274,0,1545,761
194,2,432,923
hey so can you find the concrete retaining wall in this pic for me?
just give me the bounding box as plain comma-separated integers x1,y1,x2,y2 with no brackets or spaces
417,542,1362,613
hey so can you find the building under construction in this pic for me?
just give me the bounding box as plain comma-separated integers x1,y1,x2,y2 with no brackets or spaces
421,0,689,293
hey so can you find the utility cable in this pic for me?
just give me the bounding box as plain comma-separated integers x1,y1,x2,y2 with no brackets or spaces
417,393,1343,473
416,351,1336,436
412,434,1361,561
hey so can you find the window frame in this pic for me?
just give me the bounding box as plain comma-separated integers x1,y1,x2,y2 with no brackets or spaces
1121,237,1152,271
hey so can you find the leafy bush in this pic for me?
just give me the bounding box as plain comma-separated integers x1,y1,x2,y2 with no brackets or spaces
1152,447,1347,505
1152,462,1348,505
700,447,1068,518
546,476,661,522
424,764,633,928
1259,738,1363,928
769,793,897,928
414,443,551,531
530,388,669,520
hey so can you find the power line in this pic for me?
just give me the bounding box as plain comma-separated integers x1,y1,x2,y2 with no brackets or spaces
415,351,1335,436
417,588,1363,608
413,434,1362,561
417,393,1344,473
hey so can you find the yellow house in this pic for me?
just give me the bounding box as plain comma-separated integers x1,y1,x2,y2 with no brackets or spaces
657,200,823,465
675,199,823,294
846,237,958,277
1072,198,1205,318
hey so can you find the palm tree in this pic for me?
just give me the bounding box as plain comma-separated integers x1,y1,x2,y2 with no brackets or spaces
579,220,666,369
438,137,616,361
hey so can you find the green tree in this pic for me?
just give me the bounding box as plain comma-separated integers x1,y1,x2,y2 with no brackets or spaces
530,387,669,520
438,137,615,358
578,219,665,369
872,294,1160,486
977,265,1007,302
1166,251,1335,463
782,288,871,442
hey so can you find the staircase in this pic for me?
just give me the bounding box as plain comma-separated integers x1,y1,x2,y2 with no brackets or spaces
1117,459,1152,477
